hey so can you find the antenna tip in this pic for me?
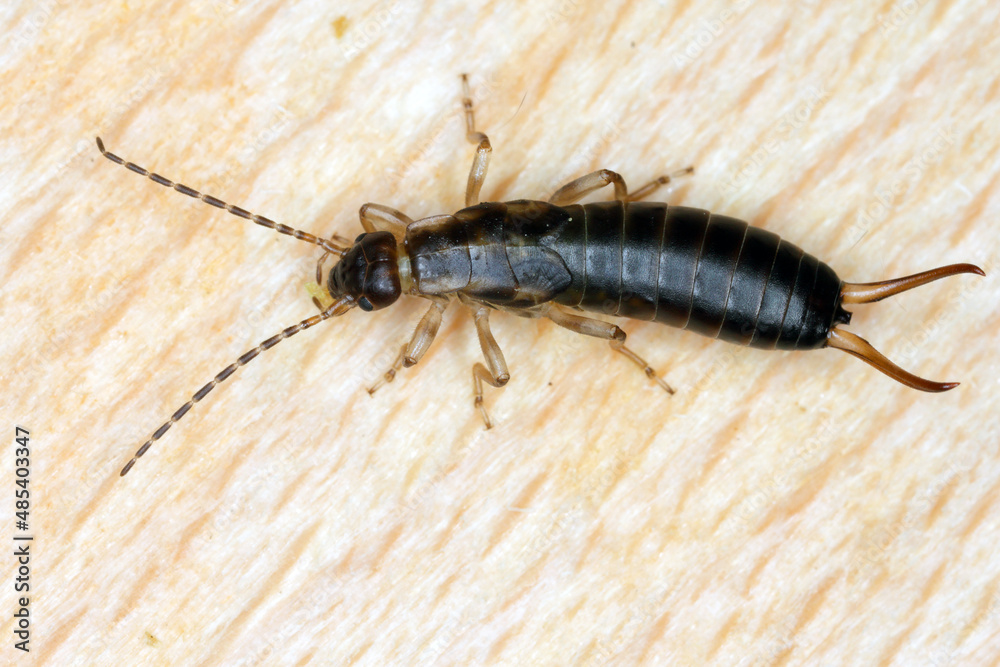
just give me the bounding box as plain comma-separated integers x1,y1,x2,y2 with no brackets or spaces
96,136,104,151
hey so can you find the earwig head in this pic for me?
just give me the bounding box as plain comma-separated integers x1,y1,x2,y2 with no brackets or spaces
327,231,402,311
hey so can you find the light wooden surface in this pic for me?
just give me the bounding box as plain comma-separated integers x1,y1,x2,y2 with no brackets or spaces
3,1,999,665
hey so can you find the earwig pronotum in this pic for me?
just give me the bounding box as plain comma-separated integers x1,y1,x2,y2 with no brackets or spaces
100,75,983,477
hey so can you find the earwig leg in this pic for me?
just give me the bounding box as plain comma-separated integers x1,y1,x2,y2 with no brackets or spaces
470,306,510,428
367,344,408,395
360,203,414,241
315,252,330,287
545,308,674,394
465,140,492,207
623,166,695,202
368,299,448,395
473,364,506,429
549,169,628,206
549,166,695,206
311,249,333,311
609,340,675,393
462,74,492,206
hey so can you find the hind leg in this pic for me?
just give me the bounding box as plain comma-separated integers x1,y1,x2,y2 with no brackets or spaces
548,167,694,206
545,307,674,394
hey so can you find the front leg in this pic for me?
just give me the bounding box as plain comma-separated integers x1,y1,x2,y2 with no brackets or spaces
462,73,492,206
368,298,448,394
360,203,413,241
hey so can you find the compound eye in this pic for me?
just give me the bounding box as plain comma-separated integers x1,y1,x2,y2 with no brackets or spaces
357,296,374,312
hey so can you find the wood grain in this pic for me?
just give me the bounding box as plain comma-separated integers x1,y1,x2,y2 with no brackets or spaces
3,1,999,664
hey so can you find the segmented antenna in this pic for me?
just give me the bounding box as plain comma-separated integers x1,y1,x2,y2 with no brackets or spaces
95,137,347,256
96,137,356,474
120,296,355,476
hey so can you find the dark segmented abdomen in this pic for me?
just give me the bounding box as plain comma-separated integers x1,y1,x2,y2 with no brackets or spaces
552,201,848,350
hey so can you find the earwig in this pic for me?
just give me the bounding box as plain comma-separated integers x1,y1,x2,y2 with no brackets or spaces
100,75,984,477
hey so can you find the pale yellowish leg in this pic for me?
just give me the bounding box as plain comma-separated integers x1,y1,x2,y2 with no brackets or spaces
549,166,694,206
462,73,492,207
470,306,510,428
368,300,448,394
545,307,674,394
